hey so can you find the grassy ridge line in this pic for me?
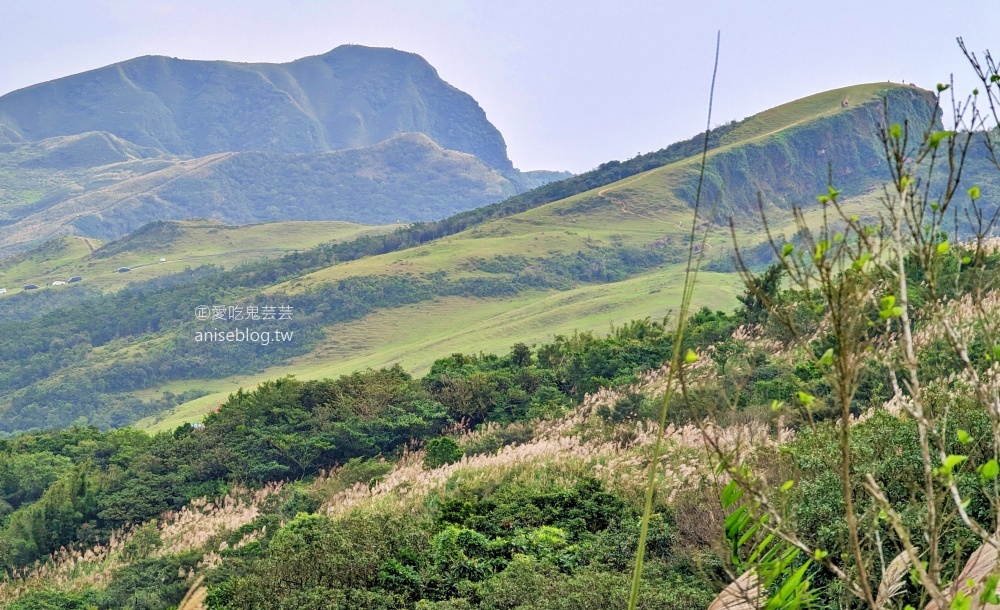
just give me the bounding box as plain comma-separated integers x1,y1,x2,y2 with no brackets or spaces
315,111,758,264
318,83,922,274
0,83,922,432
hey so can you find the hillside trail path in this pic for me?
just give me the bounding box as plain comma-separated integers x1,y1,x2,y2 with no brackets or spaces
0,153,235,254
597,173,677,226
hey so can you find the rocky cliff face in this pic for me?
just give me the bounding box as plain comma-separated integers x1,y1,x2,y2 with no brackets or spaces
683,86,940,219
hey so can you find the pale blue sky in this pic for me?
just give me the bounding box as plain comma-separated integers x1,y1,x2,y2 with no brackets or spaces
1,0,998,172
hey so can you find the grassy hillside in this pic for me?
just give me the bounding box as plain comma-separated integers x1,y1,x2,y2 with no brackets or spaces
0,219,389,296
5,236,997,608
132,84,934,430
0,82,966,434
135,267,742,432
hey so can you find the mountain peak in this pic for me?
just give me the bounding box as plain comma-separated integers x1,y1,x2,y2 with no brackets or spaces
0,46,512,169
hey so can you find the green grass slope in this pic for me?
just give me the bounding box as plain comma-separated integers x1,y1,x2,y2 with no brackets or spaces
277,83,926,291
132,83,936,430
0,83,960,433
0,219,389,296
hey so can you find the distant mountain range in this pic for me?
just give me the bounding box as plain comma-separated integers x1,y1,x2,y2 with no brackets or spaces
0,45,570,254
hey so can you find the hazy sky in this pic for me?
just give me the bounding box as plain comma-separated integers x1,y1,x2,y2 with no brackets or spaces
1,0,998,173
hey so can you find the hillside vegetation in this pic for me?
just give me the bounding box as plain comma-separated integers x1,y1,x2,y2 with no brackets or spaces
3,238,1000,608
0,298,775,608
1,82,986,435
2,38,1000,607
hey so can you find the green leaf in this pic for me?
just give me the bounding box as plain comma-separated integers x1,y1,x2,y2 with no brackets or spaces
939,454,967,476
819,348,834,366
880,295,896,310
782,243,794,257
721,481,743,509
970,186,981,200
957,429,973,444
951,590,971,610
979,459,999,481
936,83,950,92
930,130,956,148
981,574,1000,604
852,253,872,271
781,480,795,491
890,123,902,140
891,306,904,317
937,241,950,255
814,548,828,560
797,391,815,406
770,400,783,412
962,256,972,265
684,349,699,364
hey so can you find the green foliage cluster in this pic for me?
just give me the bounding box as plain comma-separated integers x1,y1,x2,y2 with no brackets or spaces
203,478,713,610
467,245,672,288
0,312,724,575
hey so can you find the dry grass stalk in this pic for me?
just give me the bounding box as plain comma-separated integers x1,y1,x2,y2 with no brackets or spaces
923,539,1000,610
875,550,913,609
177,575,207,610
707,570,762,610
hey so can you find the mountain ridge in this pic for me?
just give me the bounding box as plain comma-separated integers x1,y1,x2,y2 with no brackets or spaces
0,45,581,255
0,44,514,169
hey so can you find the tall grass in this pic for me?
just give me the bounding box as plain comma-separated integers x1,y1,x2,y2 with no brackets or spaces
627,30,722,610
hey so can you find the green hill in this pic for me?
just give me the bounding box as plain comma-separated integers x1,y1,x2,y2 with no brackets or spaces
0,82,974,434
134,84,932,430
